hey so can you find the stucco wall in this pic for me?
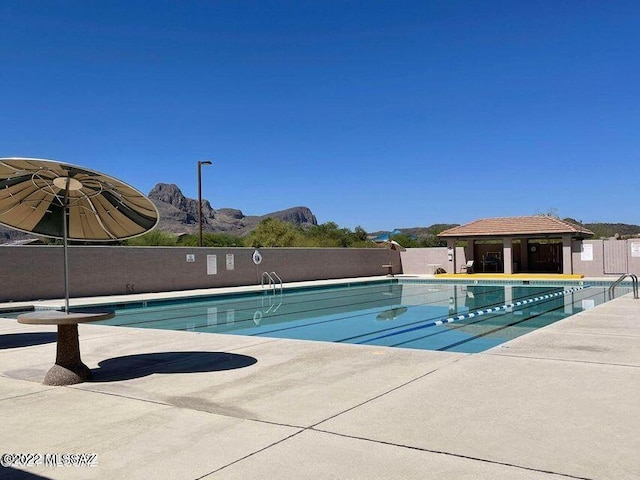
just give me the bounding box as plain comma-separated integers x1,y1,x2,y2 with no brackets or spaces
572,239,640,277
0,246,401,302
571,240,605,276
400,247,466,274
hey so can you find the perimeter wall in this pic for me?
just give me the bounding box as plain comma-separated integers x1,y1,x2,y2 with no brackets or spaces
1,246,401,302
4,240,638,303
572,239,640,276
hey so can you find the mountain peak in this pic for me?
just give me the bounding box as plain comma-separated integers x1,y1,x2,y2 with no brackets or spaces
263,206,317,226
148,183,317,235
148,183,187,209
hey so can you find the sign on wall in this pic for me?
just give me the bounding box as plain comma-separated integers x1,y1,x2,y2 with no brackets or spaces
580,243,593,261
226,254,235,270
186,254,195,263
207,255,217,275
632,242,640,258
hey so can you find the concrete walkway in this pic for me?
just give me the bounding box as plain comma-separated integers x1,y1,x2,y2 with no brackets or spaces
1,293,638,479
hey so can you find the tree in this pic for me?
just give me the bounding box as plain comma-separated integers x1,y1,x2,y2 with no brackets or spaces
303,222,348,247
243,218,303,247
178,233,243,247
123,230,178,246
353,226,368,242
418,235,444,247
301,222,377,248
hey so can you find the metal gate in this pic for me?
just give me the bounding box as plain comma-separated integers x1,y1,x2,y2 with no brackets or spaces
603,240,628,274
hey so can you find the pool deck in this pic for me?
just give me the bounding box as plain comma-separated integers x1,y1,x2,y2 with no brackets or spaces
1,277,639,479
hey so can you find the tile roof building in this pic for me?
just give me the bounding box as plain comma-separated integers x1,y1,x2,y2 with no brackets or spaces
438,216,594,238
437,216,594,275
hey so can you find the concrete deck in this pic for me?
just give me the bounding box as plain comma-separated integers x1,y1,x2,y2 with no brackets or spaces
1,288,638,479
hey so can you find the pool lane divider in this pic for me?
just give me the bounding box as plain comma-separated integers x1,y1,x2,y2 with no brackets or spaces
358,285,588,344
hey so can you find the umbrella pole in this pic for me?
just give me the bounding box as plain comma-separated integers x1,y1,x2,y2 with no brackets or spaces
63,209,70,314
63,182,70,314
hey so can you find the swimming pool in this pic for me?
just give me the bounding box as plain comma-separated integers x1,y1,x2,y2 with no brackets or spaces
94,280,630,353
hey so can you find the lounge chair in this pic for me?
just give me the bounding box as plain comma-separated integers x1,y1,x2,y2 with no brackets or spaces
460,260,475,274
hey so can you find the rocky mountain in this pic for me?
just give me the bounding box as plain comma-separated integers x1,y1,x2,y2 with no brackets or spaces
148,183,317,236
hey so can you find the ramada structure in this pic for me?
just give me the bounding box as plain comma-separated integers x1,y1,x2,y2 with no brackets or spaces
438,215,595,275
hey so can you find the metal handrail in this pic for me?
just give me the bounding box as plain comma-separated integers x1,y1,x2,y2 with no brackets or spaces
608,274,639,300
261,271,283,295
270,271,283,294
261,271,274,291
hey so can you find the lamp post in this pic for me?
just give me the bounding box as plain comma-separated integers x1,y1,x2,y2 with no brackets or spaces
197,160,212,247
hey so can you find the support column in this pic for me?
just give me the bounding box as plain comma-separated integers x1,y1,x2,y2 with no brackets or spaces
466,239,475,263
521,238,529,272
447,239,456,274
503,237,513,274
562,235,573,274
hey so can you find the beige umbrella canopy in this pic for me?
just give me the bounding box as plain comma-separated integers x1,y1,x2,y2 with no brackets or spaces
0,157,159,311
0,157,158,240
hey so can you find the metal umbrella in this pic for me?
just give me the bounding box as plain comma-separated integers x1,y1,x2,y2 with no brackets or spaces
387,240,407,252
379,239,406,252
0,157,159,312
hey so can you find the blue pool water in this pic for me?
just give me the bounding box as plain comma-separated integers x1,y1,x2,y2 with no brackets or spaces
95,280,630,353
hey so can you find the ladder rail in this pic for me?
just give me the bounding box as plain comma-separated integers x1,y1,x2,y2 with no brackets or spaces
261,271,274,291
261,271,283,295
608,274,639,300
270,271,283,295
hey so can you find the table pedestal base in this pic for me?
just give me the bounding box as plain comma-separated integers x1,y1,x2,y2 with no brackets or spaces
44,362,92,386
17,310,115,386
43,324,91,386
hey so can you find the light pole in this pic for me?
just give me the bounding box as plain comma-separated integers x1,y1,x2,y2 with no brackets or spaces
198,160,212,247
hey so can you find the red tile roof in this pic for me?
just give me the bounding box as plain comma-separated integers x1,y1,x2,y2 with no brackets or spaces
438,216,594,238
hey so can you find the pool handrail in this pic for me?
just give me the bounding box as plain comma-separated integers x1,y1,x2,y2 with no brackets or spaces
271,271,283,294
261,271,274,291
261,271,283,295
607,273,639,300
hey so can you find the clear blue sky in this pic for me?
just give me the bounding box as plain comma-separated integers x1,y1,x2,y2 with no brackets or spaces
1,1,638,232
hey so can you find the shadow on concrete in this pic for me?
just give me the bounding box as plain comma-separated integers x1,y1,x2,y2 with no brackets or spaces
0,466,53,479
0,332,57,350
92,351,258,382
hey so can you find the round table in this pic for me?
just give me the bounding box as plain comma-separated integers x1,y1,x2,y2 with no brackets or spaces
18,311,114,386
